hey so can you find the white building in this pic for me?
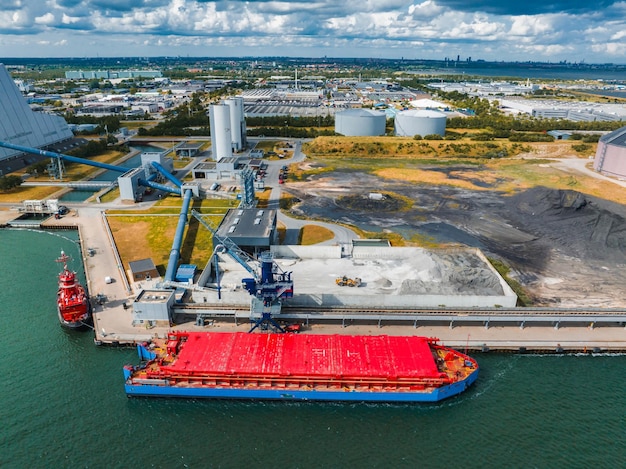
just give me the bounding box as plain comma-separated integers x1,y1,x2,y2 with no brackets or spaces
0,64,74,165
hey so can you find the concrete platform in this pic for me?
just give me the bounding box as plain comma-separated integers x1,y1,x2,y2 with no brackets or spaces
191,245,517,308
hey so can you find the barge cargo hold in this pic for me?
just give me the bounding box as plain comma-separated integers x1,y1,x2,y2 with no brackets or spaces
124,332,479,402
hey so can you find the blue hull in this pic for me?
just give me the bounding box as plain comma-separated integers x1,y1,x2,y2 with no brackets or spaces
125,368,479,403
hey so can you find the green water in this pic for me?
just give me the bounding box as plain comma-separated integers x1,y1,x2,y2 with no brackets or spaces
1,229,624,468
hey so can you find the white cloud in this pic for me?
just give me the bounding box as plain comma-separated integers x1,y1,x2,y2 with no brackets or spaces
61,13,81,25
509,15,554,37
408,1,444,19
0,0,623,63
35,12,55,25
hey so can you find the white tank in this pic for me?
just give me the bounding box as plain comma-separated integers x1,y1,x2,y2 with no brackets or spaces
209,104,232,161
335,109,386,136
224,97,246,152
394,109,447,137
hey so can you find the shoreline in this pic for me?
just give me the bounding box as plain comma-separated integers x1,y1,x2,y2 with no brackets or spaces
2,206,626,352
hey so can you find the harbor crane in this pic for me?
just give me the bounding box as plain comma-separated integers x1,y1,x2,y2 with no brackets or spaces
191,210,293,332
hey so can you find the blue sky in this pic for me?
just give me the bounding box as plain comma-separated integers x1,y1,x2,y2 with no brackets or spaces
0,0,625,63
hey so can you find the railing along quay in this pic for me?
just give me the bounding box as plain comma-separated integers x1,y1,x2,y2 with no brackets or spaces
173,304,626,329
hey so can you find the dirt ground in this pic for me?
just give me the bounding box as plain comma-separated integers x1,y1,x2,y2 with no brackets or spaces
283,167,626,308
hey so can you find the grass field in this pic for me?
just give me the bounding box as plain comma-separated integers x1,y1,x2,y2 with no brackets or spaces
300,225,334,245
107,212,222,274
298,136,626,204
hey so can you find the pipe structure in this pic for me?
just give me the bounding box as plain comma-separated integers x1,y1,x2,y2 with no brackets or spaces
150,161,182,188
137,178,181,195
0,140,127,173
164,188,193,282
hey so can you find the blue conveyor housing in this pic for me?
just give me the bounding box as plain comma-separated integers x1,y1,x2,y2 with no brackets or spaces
164,188,193,282
0,140,196,286
150,161,182,188
138,178,181,195
0,140,127,173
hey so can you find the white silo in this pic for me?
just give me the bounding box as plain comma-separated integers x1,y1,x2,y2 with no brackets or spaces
394,109,447,137
224,97,246,152
335,109,386,136
209,104,232,161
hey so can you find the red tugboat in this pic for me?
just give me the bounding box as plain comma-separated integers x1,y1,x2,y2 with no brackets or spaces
56,251,91,329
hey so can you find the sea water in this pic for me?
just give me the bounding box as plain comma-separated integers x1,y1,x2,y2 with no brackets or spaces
1,229,624,468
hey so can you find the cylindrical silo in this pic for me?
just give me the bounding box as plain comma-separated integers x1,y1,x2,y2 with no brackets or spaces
394,109,447,137
335,109,386,136
209,104,232,161
224,97,246,152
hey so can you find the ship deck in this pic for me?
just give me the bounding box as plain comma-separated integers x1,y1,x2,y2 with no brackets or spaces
154,332,443,380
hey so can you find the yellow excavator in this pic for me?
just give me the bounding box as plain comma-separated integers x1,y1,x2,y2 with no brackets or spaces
335,275,362,287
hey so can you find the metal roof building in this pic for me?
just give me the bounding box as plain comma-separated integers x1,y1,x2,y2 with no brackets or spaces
129,258,160,282
0,63,74,170
594,126,626,178
214,208,278,253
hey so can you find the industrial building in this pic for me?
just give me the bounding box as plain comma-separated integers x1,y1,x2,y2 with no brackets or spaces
173,142,203,158
65,69,163,80
118,150,177,202
131,289,175,326
394,109,447,137
335,109,386,136
593,126,626,177
214,208,278,254
129,258,160,282
0,64,75,174
499,98,626,122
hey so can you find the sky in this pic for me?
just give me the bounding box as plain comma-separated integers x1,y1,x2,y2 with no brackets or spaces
0,0,625,63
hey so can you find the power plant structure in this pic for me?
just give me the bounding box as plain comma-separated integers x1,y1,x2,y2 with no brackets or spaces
594,125,626,178
209,97,248,161
335,109,387,136
209,104,233,161
0,64,75,175
394,109,447,137
224,97,247,152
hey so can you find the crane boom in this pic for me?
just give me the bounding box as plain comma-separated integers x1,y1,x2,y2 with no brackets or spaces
192,209,294,332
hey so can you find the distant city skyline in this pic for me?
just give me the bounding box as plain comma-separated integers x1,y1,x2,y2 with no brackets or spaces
0,1,625,64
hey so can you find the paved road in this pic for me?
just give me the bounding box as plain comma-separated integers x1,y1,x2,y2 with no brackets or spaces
263,139,359,246
551,157,626,188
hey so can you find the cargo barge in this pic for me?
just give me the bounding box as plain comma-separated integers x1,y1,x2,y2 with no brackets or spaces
124,332,479,402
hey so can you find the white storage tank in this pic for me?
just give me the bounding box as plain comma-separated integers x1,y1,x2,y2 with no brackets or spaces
335,109,386,136
224,97,246,152
394,109,447,137
209,104,233,161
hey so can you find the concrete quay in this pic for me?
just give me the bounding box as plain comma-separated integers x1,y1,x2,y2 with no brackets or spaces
5,206,624,352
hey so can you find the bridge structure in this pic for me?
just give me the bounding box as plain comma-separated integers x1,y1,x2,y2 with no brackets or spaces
22,181,115,189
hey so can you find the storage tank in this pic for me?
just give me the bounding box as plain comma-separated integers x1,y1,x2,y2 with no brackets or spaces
209,104,232,161
335,109,386,136
394,109,447,137
224,97,246,152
